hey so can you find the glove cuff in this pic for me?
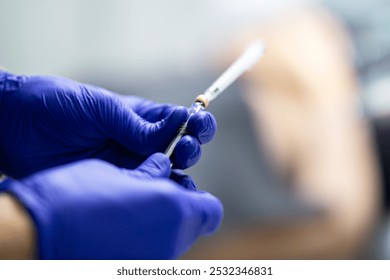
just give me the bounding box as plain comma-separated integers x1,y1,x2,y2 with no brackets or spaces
4,179,55,259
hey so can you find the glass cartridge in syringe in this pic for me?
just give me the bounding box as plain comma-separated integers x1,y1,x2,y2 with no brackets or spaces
164,41,265,157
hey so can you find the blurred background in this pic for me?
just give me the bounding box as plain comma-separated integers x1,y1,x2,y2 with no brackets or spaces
2,0,390,259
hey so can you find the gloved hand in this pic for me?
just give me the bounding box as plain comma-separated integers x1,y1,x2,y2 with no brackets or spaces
0,71,217,178
3,153,223,259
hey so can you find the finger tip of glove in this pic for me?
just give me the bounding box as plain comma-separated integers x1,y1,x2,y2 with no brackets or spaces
173,136,201,169
188,111,217,144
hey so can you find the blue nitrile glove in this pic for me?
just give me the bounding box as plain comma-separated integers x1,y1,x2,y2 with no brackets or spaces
3,153,223,259
0,71,217,178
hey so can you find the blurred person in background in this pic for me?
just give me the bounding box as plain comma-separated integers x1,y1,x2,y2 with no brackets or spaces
186,4,383,259
186,0,390,259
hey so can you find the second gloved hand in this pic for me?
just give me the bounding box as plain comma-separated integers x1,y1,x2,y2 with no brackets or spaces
0,71,217,178
3,153,223,259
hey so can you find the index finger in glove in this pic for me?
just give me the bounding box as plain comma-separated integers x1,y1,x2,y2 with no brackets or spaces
96,93,188,155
